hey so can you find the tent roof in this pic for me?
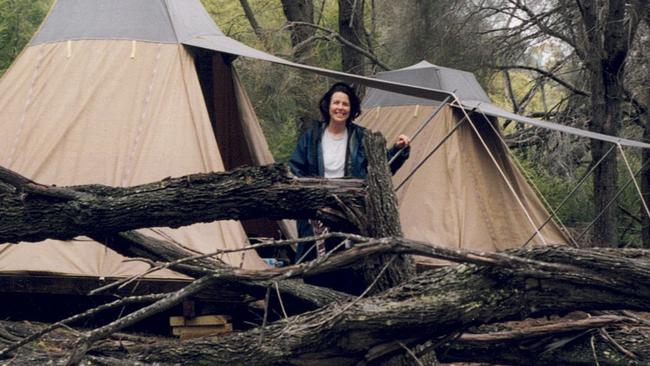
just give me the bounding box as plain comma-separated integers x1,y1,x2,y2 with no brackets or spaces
359,61,650,149
32,1,650,150
362,61,491,108
31,0,223,45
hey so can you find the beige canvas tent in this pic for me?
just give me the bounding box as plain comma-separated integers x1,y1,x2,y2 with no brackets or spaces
357,61,570,264
2,0,648,282
0,0,295,281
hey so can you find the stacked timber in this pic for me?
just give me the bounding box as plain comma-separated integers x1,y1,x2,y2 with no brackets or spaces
169,315,233,340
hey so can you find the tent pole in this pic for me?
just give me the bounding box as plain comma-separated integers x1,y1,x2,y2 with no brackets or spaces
519,143,616,248
388,96,452,166
455,101,548,246
394,108,474,192
617,143,650,221
476,108,580,247
575,159,650,244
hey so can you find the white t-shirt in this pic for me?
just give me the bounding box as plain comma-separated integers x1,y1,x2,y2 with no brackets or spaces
322,129,348,178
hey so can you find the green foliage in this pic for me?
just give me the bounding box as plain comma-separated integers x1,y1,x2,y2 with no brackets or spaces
515,153,594,227
0,0,50,75
486,70,567,116
516,150,646,247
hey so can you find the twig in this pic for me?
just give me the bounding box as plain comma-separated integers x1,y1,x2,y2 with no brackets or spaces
0,293,168,357
397,341,426,366
64,275,220,365
274,282,289,319
622,310,650,326
590,335,601,366
313,256,396,328
285,21,390,70
599,328,637,359
458,315,630,342
259,286,272,345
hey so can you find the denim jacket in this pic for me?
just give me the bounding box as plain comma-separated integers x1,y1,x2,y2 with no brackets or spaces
289,121,410,253
289,121,409,179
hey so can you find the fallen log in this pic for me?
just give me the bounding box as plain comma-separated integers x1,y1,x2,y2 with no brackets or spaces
91,231,352,311
115,245,650,365
3,243,649,365
0,164,365,243
438,314,650,366
376,314,650,366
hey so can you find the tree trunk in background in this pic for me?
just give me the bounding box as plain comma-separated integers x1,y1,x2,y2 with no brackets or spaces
280,0,315,61
637,0,650,248
279,0,317,134
577,0,633,247
338,0,365,75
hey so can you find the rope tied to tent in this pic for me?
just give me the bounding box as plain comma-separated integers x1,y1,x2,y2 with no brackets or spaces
475,107,580,248
454,100,549,246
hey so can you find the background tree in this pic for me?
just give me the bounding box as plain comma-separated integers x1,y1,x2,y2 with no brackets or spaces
469,0,647,247
0,0,49,74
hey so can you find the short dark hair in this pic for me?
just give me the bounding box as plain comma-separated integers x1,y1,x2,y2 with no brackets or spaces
318,82,361,124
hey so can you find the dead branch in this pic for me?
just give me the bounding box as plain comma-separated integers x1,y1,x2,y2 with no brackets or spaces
0,164,365,243
104,245,650,365
286,21,390,70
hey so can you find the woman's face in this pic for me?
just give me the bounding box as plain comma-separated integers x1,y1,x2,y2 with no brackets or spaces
329,91,351,125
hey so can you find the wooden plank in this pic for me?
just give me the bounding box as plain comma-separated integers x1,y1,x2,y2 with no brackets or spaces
169,315,232,327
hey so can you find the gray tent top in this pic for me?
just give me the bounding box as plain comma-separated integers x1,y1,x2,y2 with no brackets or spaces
362,61,491,108
361,61,650,149
32,0,650,150
31,0,223,45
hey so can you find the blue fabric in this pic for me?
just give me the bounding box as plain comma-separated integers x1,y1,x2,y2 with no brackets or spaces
289,121,409,261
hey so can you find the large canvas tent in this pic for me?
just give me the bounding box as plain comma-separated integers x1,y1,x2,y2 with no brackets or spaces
0,0,292,280
2,0,649,282
357,61,570,264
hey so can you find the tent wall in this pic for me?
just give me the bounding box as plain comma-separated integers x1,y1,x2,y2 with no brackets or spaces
0,40,267,276
357,104,568,265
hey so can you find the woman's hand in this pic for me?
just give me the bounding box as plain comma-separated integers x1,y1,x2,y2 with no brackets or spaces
394,134,411,149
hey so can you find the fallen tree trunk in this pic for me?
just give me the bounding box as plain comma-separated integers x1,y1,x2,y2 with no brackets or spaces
0,164,365,243
377,314,649,366
107,245,649,365
2,314,648,366
3,244,649,365
91,231,352,311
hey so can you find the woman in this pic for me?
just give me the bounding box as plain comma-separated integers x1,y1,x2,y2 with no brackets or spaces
289,82,411,261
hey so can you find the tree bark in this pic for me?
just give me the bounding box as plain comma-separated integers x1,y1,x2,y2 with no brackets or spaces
280,0,315,61
91,231,352,311
437,315,649,366
360,131,413,294
4,314,648,366
92,246,650,365
0,164,365,243
339,0,366,75
2,238,650,364
577,0,636,246
638,1,650,249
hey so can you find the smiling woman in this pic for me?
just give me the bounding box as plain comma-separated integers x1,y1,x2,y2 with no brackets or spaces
288,82,411,261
